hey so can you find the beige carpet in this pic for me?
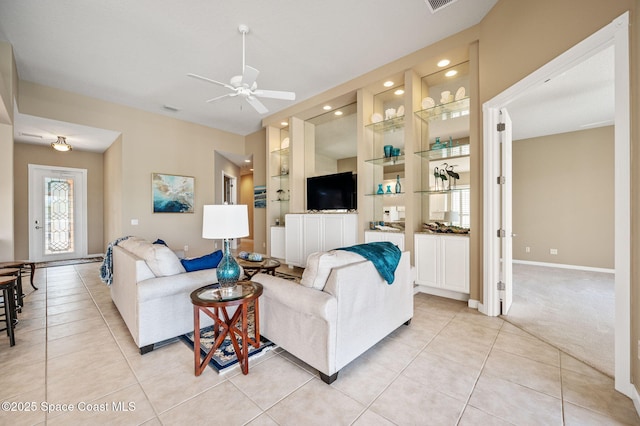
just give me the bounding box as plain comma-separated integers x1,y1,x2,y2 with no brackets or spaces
503,263,614,377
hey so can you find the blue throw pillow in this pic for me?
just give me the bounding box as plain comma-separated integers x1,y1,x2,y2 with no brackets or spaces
153,239,167,246
180,250,223,272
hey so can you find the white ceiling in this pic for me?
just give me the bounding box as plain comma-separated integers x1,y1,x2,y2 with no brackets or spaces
508,45,615,141
0,0,498,154
0,1,613,160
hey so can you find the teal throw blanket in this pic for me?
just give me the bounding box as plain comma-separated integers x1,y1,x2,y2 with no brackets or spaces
337,241,401,284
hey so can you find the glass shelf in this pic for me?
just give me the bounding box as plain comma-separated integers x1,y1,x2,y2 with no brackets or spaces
365,192,405,197
365,116,405,133
271,173,290,179
271,199,290,203
415,188,469,195
415,98,470,123
365,154,405,166
270,147,290,156
415,144,470,161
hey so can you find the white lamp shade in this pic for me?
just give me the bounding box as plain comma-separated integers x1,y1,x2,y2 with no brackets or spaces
202,204,249,239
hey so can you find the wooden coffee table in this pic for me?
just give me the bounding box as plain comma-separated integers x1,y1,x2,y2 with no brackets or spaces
237,257,281,279
190,281,263,376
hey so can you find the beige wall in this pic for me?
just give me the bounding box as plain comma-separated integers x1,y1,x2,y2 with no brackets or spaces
0,43,16,260
13,143,105,258
240,174,254,241
18,81,246,257
512,127,614,269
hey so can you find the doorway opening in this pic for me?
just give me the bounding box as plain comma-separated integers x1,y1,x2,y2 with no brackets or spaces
482,13,630,397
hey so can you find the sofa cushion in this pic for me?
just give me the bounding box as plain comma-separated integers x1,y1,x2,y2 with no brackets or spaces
301,250,364,290
181,250,223,272
119,237,185,277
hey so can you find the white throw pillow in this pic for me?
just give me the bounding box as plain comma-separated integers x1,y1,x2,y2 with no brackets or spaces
300,250,364,290
118,237,185,277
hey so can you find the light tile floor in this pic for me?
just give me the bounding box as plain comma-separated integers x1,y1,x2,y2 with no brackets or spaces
1,263,638,425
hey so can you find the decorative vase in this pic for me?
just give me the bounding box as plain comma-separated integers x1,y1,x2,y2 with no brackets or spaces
216,239,240,294
395,175,401,193
383,145,393,158
377,184,384,194
386,185,392,193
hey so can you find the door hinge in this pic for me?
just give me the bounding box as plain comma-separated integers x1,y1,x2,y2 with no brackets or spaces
497,122,506,132
497,229,506,238
497,281,505,291
497,176,505,184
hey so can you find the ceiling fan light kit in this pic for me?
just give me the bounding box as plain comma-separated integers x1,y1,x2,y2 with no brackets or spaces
187,24,296,115
51,136,72,152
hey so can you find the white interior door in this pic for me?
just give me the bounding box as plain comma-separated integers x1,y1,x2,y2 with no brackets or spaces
500,109,513,314
29,165,88,262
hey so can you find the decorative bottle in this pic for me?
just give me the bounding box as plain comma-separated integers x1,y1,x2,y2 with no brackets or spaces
377,184,384,194
395,175,401,193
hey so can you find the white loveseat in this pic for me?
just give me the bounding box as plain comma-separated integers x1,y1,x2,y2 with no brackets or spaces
110,238,218,353
252,249,413,383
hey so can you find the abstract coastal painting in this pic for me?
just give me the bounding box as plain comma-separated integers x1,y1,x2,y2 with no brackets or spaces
152,173,195,213
254,185,266,208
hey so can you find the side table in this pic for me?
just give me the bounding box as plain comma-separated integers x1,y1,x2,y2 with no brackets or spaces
237,257,281,279
190,281,263,376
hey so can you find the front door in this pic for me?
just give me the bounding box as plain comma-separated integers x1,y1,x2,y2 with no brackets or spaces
29,165,88,262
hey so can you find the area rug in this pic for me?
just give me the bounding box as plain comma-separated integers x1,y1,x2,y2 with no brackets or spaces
36,256,103,268
181,315,275,374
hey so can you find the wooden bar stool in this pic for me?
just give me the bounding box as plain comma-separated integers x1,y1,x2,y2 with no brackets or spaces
0,275,17,346
0,268,23,312
0,261,37,291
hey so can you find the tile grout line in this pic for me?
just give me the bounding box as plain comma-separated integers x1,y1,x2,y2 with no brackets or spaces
73,264,164,423
348,305,464,425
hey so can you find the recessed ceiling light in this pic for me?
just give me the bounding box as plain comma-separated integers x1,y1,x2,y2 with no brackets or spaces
394,89,405,95
280,121,288,126
334,111,343,116
244,159,251,163
383,81,394,87
323,105,332,110
445,70,458,77
250,168,254,172
437,59,450,67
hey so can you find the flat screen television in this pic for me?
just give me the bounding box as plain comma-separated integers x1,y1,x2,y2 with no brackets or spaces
306,172,357,211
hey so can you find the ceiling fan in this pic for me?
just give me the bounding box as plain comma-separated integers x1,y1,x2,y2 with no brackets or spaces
187,24,296,114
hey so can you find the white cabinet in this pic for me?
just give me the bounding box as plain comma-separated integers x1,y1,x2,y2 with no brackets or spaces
415,233,469,299
285,213,358,267
364,231,405,251
270,226,286,259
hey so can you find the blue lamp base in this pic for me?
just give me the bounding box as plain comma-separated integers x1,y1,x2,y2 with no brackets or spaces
217,239,240,293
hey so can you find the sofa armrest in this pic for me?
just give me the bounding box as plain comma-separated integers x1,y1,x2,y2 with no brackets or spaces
251,273,336,321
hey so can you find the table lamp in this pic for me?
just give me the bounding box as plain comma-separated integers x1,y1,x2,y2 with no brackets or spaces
202,204,249,293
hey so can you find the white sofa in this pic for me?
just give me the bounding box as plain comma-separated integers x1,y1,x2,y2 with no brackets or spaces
252,250,413,383
110,238,218,353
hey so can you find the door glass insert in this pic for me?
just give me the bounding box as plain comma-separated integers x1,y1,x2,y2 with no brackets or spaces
45,177,75,254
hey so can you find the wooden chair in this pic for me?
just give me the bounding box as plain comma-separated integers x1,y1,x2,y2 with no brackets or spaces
0,276,17,346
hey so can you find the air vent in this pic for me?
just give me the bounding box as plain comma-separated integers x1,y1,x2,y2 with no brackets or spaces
163,104,180,112
424,0,458,13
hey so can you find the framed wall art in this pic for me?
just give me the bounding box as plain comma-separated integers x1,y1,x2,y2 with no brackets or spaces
152,173,195,213
254,185,266,208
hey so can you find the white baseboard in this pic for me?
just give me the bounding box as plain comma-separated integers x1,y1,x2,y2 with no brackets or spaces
414,284,469,302
467,299,479,309
512,259,614,274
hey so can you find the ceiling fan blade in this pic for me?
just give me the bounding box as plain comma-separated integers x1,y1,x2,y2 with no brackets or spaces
246,96,268,114
253,89,296,101
241,66,260,88
187,73,235,91
205,93,237,103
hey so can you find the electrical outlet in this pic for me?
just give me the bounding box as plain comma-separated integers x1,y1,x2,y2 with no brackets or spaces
637,340,640,359
525,246,530,253
184,245,188,252
214,242,218,249
550,248,558,255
